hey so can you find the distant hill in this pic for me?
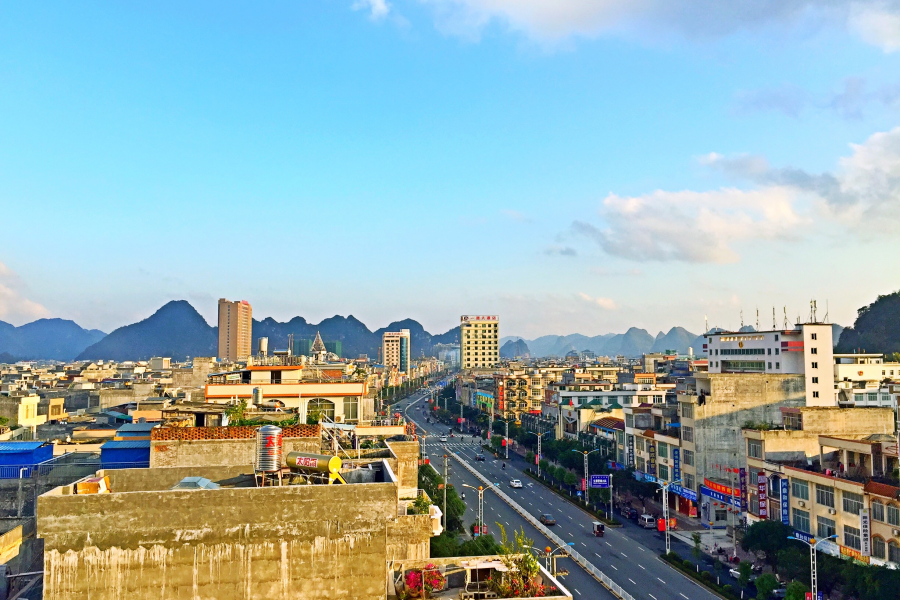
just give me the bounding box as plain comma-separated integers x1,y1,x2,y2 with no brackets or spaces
76,301,217,361
500,339,531,359
0,318,106,361
836,290,900,355
74,300,458,362
502,326,699,358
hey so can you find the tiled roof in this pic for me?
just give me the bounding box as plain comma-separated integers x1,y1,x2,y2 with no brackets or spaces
865,480,900,499
591,417,624,431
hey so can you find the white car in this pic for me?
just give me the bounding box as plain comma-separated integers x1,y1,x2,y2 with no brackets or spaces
440,436,448,443
510,479,523,488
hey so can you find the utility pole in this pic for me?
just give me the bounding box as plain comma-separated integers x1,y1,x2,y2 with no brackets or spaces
505,420,509,460
442,454,449,531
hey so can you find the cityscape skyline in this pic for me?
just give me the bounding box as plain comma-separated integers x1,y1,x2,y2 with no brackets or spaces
1,2,898,338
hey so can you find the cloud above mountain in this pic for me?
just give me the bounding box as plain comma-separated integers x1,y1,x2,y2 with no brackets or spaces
0,261,50,325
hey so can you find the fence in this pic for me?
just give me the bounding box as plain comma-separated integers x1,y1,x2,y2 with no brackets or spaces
451,452,635,600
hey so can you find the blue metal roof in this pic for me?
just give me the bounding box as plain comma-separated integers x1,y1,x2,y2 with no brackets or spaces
0,442,47,452
101,440,151,449
116,423,157,433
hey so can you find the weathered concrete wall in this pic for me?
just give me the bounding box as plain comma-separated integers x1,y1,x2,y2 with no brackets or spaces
386,515,432,562
385,440,419,497
150,437,320,468
101,465,252,492
39,481,402,600
695,374,805,486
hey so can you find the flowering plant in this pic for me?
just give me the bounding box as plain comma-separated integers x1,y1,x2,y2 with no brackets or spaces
405,564,446,593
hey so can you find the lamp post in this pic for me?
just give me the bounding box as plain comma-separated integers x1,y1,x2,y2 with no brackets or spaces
531,430,551,477
655,477,683,555
788,533,837,600
572,449,600,507
537,542,574,576
462,484,486,537
505,419,510,460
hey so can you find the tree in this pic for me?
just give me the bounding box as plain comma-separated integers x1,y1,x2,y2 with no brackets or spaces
525,451,535,466
538,459,549,473
754,573,779,600
741,520,793,568
785,580,809,600
738,561,753,589
564,471,577,488
777,546,809,583
692,532,703,562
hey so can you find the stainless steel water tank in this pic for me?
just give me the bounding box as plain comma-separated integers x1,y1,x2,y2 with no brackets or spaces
256,425,283,472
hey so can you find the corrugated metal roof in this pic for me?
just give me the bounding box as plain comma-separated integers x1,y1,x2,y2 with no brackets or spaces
0,442,47,452
101,440,151,449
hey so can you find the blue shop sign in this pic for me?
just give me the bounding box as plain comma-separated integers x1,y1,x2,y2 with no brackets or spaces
669,484,697,502
700,485,740,507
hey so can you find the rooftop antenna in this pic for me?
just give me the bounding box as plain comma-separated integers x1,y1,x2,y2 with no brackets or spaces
810,300,817,323
740,310,744,328
772,307,777,330
783,307,788,330
824,300,829,324
756,308,759,332
705,314,708,333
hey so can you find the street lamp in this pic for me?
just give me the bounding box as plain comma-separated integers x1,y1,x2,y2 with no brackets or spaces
462,483,498,537
530,430,551,477
540,542,575,577
571,449,600,507
654,477,683,555
787,533,837,600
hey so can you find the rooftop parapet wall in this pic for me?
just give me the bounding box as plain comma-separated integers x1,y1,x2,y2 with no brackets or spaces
39,481,399,600
150,425,321,468
385,440,420,496
150,424,320,440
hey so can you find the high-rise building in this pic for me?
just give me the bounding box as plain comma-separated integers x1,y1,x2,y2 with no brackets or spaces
217,299,252,361
382,329,410,373
460,315,499,370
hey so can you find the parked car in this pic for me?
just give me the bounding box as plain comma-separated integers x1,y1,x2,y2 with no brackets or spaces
539,514,557,526
729,568,756,581
638,514,656,529
475,454,486,461
509,479,523,488
620,506,639,520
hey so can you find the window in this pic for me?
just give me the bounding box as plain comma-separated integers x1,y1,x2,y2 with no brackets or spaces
775,334,779,341
844,525,862,551
776,362,780,369
793,508,811,533
683,449,695,466
343,396,359,421
792,479,809,500
843,491,864,515
636,438,644,452
811,362,817,369
681,403,694,419
817,516,836,539
748,439,763,459
637,457,646,472
768,348,772,355
682,426,694,443
815,484,835,508
685,473,695,491
813,391,820,399
811,347,818,355
658,442,668,459
888,504,900,527
658,464,669,480
811,333,817,340
873,537,886,559
625,413,634,428
812,377,819,384
891,541,900,564
872,501,885,522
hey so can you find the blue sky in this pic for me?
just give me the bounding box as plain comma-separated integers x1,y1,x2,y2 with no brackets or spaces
1,1,898,338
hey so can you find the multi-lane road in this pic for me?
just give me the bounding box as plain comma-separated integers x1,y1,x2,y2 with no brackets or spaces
397,390,720,600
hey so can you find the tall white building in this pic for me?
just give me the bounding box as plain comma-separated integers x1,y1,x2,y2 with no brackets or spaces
704,322,834,406
382,329,410,374
460,315,499,370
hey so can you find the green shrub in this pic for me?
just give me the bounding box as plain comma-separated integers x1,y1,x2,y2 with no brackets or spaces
722,584,733,594
700,571,711,581
683,559,694,570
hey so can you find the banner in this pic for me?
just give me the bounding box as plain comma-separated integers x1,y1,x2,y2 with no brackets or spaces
648,443,657,476
739,468,748,512
860,509,871,557
758,473,768,518
627,435,635,468
781,478,790,525
673,448,681,483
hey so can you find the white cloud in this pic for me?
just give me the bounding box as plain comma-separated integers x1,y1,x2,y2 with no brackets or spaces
578,292,617,310
850,3,900,52
416,0,900,49
353,0,391,20
574,186,806,263
0,261,50,325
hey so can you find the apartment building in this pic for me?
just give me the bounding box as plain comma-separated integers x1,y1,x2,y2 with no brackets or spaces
460,315,499,370
382,329,410,374
217,298,252,361
746,431,900,567
705,322,834,406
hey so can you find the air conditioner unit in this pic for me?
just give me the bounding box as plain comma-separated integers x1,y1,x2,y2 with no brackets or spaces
893,529,900,537
828,508,836,515
334,415,344,423
798,501,806,508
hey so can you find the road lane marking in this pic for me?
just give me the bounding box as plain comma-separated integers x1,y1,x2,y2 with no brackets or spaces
639,565,645,570
605,542,612,547
574,589,581,596
679,594,689,599
657,578,666,584
610,565,617,570
595,553,602,558
629,578,636,585
621,552,628,557
581,543,587,547
649,595,657,600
